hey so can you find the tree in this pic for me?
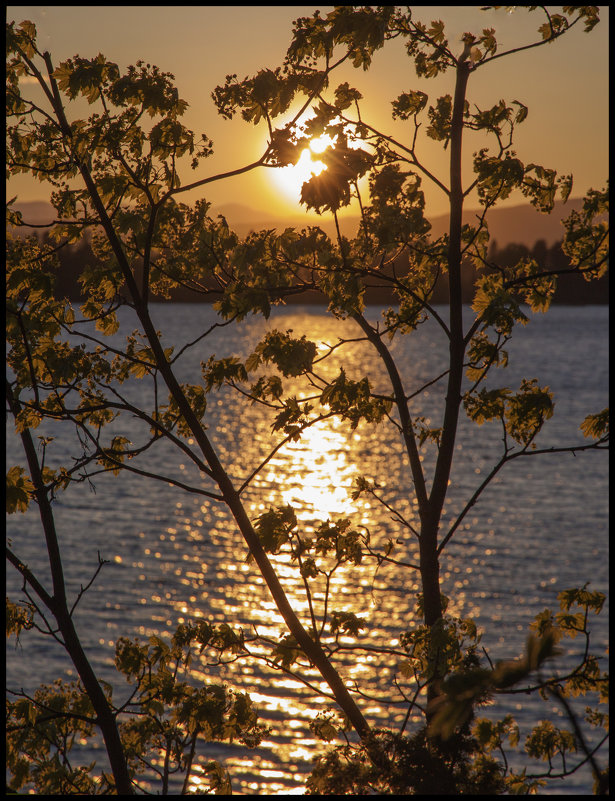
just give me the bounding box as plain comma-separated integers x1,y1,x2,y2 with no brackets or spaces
6,7,608,794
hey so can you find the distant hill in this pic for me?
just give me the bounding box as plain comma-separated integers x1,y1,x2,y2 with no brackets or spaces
431,198,587,248
9,200,57,227
11,197,591,248
212,198,588,248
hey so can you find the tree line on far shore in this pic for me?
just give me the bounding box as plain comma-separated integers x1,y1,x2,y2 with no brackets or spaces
45,229,608,306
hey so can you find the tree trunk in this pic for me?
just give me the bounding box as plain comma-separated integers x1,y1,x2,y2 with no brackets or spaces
54,606,135,794
422,57,471,714
9,392,134,795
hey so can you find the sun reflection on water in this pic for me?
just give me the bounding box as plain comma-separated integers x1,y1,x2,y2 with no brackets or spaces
277,412,353,499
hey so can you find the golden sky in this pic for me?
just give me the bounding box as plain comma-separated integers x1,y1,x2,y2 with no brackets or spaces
7,5,609,222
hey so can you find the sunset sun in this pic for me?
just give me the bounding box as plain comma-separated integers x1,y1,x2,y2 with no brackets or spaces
272,133,335,206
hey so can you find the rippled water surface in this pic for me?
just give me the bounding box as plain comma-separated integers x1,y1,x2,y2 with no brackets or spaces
6,304,608,794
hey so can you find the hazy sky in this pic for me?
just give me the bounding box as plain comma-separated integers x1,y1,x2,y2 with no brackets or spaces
7,5,609,221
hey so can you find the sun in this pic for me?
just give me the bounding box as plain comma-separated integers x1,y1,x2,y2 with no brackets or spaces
272,134,335,207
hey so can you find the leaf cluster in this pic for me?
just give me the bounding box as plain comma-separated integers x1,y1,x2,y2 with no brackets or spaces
306,725,506,795
428,584,608,792
561,184,609,281
286,6,395,71
6,679,105,794
463,378,554,447
6,623,266,795
300,135,374,215
399,601,481,686
6,598,35,641
320,368,392,430
247,329,317,377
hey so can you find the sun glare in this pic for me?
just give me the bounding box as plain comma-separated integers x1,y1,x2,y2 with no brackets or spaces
272,134,335,207
309,133,335,154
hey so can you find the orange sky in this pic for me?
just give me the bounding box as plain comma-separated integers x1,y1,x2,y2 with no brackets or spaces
7,6,609,222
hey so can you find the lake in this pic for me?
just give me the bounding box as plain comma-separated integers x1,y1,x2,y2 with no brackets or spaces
6,303,609,794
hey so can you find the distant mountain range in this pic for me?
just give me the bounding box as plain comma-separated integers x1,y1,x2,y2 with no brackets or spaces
11,197,590,248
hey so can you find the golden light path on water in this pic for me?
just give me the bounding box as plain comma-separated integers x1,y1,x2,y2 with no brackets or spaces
277,420,357,520
100,306,609,795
